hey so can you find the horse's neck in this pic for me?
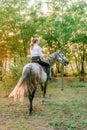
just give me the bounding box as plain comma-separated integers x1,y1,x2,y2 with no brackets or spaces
45,53,57,66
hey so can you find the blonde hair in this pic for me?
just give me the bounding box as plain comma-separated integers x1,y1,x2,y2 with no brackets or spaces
30,37,39,50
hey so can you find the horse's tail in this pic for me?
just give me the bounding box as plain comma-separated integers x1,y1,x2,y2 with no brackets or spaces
9,66,32,102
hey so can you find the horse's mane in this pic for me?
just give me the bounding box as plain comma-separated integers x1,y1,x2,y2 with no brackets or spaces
44,51,57,66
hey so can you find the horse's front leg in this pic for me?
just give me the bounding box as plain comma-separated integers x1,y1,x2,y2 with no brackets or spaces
43,81,48,98
41,81,48,104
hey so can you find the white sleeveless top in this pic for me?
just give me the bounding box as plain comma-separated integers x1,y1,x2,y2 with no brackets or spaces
30,44,44,58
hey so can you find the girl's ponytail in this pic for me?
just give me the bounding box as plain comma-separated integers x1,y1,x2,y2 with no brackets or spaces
30,37,39,50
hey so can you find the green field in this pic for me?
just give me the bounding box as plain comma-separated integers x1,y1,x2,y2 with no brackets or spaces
0,77,87,130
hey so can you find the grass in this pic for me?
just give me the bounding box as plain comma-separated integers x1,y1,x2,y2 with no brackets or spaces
0,77,87,130
73,82,86,88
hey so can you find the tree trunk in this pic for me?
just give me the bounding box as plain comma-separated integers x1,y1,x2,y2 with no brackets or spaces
79,43,85,81
0,60,3,81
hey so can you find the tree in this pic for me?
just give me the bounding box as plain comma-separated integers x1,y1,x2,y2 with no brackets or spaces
70,1,87,81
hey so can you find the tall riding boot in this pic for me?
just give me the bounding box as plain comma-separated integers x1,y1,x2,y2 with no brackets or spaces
47,67,51,80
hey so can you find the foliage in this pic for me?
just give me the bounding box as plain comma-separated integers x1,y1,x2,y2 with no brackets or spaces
73,82,86,87
1,74,15,95
72,34,87,44
1,57,30,94
0,0,87,81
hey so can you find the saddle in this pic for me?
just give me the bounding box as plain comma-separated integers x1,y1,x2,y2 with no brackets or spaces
31,56,40,62
31,56,51,80
31,60,47,73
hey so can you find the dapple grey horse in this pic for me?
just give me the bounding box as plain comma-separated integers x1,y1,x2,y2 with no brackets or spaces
9,50,69,115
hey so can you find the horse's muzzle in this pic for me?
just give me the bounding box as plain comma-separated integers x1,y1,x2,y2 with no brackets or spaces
64,60,69,65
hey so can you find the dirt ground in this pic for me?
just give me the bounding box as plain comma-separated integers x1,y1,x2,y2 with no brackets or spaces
0,78,87,130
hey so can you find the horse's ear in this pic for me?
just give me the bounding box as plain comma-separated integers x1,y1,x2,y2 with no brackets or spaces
56,50,59,53
57,50,61,52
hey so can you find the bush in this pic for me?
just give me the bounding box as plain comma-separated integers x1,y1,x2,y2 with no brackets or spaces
1,57,31,95
73,72,79,77
73,82,86,88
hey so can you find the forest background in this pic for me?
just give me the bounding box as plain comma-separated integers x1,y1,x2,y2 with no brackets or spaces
0,0,87,92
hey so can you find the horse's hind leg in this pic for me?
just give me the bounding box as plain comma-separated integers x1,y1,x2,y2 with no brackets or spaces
41,84,43,91
28,88,36,115
28,93,33,115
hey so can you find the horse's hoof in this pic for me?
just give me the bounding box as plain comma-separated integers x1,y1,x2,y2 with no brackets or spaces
29,110,33,116
42,100,46,105
29,112,32,116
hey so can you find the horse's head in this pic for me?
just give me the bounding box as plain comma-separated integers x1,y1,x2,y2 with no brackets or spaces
56,50,69,65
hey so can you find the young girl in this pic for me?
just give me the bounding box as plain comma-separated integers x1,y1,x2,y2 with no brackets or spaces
30,37,51,80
